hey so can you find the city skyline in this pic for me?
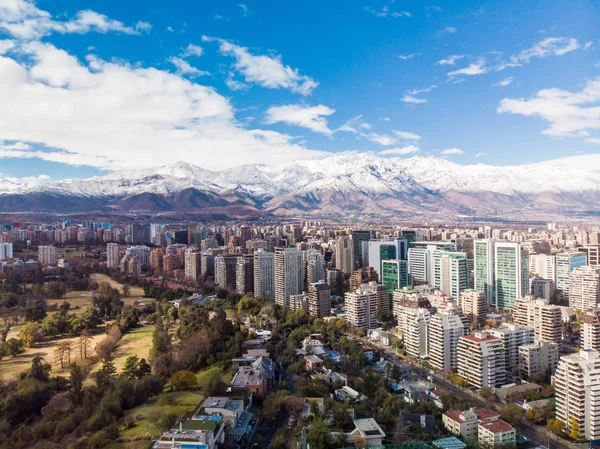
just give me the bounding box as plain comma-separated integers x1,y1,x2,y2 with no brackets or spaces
0,0,599,183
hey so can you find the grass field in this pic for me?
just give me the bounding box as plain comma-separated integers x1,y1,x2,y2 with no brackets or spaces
196,365,232,391
47,290,95,316
120,391,204,440
0,331,106,380
90,273,150,308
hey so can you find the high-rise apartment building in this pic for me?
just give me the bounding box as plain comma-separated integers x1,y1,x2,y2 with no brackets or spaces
407,247,429,284
428,310,465,372
362,282,390,316
107,243,120,269
349,267,378,291
38,245,56,266
0,242,13,260
569,266,600,311
402,307,430,358
459,289,487,327
381,259,410,293
488,324,534,373
556,251,588,300
531,276,553,300
434,251,469,300
474,239,497,306
345,287,378,330
274,248,304,309
555,349,600,440
305,249,325,284
326,268,344,296
184,248,201,283
200,253,214,278
518,340,559,379
512,297,563,350
529,254,556,297
494,242,529,309
254,249,275,301
235,254,254,295
579,245,600,266
335,236,354,275
308,281,331,318
583,309,600,352
215,255,238,291
457,332,506,389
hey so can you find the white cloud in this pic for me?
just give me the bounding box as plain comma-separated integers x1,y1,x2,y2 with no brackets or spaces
0,41,327,170
399,53,420,60
393,131,421,141
379,145,420,155
182,44,203,57
409,85,437,95
585,138,600,144
512,37,580,64
441,148,464,155
436,27,457,37
475,152,487,158
363,133,397,146
438,54,464,65
498,76,600,138
225,71,248,91
365,6,412,18
238,4,251,16
166,26,174,32
264,104,335,136
0,39,14,54
448,59,488,77
202,36,318,95
585,42,593,51
494,77,514,87
0,0,151,40
401,95,427,104
168,57,210,77
383,117,390,122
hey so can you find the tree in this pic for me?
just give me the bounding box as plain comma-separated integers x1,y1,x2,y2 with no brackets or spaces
46,281,67,299
480,388,495,403
123,355,140,379
69,363,85,407
122,285,131,298
94,359,117,393
2,338,24,356
78,329,93,360
547,419,564,437
568,417,581,440
525,408,541,422
499,403,524,426
171,370,197,390
20,321,43,347
205,371,227,396
29,355,51,381
137,358,152,377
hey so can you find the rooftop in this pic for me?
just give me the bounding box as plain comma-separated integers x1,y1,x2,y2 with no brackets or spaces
479,419,515,434
353,418,385,438
200,397,243,413
433,436,468,449
461,333,500,343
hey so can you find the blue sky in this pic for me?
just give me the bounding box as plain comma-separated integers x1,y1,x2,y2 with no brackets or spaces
0,0,599,181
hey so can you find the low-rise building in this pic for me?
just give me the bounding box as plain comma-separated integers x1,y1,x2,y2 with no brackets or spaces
347,418,386,447
230,356,275,397
478,420,516,448
305,355,324,372
153,418,225,449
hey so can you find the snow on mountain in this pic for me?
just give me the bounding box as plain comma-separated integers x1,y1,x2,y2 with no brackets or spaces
4,153,600,199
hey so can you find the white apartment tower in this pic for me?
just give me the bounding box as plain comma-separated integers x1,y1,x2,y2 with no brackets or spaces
107,243,120,269
274,248,304,309
344,287,378,330
488,324,534,373
254,249,275,301
38,245,56,266
0,242,13,260
568,266,600,311
402,307,430,358
184,248,201,283
428,310,465,373
512,297,563,350
555,349,600,440
457,332,506,389
582,309,600,352
459,289,487,327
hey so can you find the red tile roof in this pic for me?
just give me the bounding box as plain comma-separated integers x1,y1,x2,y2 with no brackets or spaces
461,334,500,343
443,409,465,423
479,419,514,434
474,408,500,421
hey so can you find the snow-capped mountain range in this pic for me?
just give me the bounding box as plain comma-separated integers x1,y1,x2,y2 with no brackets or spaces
2,153,600,217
